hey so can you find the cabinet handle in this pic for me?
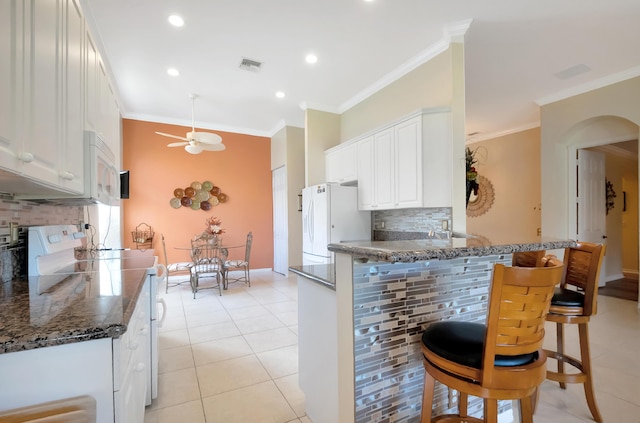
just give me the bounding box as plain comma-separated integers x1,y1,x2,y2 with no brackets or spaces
140,325,149,336
59,171,75,180
135,363,146,372
128,340,139,350
18,152,34,163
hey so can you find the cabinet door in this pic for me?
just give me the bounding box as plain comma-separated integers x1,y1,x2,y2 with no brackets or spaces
22,0,61,186
421,112,452,207
356,136,375,210
85,31,99,132
395,116,422,208
326,143,357,184
0,0,21,171
59,0,85,193
373,128,395,209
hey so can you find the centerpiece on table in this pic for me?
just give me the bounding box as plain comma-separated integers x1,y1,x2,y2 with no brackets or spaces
203,216,225,244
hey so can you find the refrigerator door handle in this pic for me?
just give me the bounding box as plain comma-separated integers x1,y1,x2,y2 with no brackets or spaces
309,197,314,244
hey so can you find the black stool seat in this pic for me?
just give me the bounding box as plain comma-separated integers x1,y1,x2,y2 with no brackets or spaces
550,288,584,308
422,321,536,369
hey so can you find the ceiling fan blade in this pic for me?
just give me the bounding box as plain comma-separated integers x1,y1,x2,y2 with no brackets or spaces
200,142,226,152
156,131,189,141
167,142,189,147
188,131,222,144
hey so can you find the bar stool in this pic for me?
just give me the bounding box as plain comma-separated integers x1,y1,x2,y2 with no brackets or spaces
512,249,546,267
420,261,564,423
543,241,606,422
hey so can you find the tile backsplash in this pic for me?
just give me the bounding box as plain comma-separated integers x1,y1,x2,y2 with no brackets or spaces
0,195,83,281
372,207,451,240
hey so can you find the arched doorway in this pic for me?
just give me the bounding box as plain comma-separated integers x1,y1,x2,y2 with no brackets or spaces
562,116,638,293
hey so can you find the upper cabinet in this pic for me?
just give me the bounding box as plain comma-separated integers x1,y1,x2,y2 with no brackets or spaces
86,31,121,158
325,141,357,185
0,0,120,196
356,109,452,210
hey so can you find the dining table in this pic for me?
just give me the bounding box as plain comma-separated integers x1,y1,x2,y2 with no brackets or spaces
174,242,246,290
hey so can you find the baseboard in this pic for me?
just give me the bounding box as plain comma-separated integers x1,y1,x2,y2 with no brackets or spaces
622,269,639,280
606,273,625,282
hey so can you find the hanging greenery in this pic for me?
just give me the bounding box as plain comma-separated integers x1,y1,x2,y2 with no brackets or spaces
605,179,616,215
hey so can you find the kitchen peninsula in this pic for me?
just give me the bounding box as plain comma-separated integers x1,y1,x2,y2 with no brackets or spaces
293,234,575,423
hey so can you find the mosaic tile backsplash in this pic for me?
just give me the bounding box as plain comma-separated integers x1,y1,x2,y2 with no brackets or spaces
0,196,83,281
373,208,452,241
352,254,512,423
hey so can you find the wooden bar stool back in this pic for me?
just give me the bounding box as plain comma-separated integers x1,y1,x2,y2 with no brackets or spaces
544,241,606,422
420,262,564,423
512,249,546,267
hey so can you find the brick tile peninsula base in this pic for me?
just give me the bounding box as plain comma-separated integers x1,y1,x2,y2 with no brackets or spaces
294,235,575,423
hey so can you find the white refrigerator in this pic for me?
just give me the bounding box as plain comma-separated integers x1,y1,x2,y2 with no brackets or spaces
302,183,371,265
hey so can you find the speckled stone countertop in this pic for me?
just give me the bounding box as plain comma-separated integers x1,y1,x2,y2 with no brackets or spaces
328,233,576,263
0,253,155,354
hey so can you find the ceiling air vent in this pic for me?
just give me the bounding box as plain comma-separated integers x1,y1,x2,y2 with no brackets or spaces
239,57,263,72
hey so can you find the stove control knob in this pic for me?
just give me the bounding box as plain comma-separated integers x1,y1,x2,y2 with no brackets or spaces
48,234,61,244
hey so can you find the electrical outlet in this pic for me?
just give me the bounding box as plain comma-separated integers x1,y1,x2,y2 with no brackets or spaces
9,222,18,245
441,220,448,231
448,388,458,409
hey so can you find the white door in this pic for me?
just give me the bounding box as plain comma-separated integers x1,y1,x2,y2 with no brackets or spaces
577,149,607,286
272,166,288,275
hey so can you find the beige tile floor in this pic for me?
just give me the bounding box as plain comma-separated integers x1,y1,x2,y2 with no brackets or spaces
145,269,640,423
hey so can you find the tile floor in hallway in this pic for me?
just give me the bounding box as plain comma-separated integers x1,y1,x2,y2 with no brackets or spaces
145,268,640,423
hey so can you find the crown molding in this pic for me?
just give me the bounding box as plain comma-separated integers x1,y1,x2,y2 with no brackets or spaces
536,65,640,106
338,20,473,114
466,121,540,144
123,112,272,138
298,101,341,114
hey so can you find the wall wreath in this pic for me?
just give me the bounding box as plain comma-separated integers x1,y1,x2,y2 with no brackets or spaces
466,175,495,218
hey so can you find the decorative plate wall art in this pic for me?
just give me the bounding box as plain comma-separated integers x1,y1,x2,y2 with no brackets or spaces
169,180,229,211
466,175,495,218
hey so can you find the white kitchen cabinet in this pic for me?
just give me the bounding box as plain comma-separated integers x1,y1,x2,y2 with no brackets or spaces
0,0,85,194
356,109,452,210
325,141,357,185
0,278,151,423
85,32,121,159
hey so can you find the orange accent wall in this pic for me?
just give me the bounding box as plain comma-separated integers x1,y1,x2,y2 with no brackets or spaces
121,119,273,269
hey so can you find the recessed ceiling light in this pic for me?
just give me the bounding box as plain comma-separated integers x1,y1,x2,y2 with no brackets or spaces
167,68,179,77
168,15,184,27
275,91,285,99
305,54,318,64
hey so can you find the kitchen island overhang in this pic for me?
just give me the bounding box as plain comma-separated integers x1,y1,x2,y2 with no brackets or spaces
297,235,576,423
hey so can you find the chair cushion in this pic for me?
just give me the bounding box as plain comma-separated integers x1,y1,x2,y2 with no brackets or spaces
550,288,584,307
167,262,192,271
421,321,537,368
225,260,247,267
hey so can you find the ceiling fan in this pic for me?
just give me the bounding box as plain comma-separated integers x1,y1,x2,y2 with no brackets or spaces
155,94,225,154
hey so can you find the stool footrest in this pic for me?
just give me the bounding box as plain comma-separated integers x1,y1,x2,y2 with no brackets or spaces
544,348,587,383
431,415,483,423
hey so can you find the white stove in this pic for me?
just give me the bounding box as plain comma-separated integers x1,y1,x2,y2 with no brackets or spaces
27,224,167,407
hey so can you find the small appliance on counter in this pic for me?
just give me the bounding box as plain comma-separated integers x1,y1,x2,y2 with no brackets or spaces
302,183,371,265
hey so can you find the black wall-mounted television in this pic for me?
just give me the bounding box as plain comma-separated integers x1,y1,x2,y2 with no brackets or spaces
120,170,130,199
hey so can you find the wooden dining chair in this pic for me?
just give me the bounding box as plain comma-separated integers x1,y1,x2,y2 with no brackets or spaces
543,241,606,422
161,233,193,293
190,236,227,298
420,261,564,423
223,231,252,289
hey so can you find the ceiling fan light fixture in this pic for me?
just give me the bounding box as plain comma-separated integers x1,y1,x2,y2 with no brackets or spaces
185,144,203,154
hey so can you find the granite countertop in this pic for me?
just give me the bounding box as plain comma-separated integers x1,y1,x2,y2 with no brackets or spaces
328,233,576,263
0,254,154,354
